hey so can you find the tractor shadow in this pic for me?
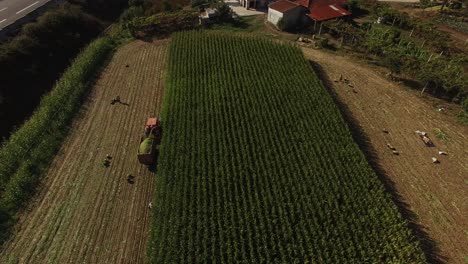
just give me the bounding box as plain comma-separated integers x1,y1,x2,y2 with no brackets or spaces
147,151,160,173
308,60,446,264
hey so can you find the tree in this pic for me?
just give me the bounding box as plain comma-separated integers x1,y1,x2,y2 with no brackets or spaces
440,0,449,10
214,2,233,23
382,47,402,78
346,0,360,13
277,18,286,31
419,0,431,8
462,97,468,112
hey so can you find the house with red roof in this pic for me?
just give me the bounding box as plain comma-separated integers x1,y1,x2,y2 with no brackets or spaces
267,0,351,29
267,0,307,29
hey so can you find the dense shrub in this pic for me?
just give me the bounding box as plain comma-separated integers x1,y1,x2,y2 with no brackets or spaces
130,10,199,38
462,97,468,112
214,2,234,23
69,0,129,20
141,0,190,16
0,4,104,139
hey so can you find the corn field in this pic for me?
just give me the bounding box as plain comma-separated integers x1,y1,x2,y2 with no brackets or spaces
148,31,426,263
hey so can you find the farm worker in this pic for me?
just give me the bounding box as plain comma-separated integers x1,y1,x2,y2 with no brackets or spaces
111,96,121,105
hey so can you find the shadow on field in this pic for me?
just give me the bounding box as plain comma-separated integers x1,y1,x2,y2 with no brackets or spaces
308,60,446,264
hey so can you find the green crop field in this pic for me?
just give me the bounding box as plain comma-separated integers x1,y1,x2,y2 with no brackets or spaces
148,31,426,263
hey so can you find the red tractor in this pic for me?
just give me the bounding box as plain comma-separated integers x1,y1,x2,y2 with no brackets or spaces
137,118,162,165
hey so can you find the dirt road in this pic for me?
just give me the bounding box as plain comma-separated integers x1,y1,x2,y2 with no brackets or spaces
0,40,168,263
302,47,468,263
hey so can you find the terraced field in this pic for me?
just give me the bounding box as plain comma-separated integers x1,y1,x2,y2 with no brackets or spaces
0,40,168,263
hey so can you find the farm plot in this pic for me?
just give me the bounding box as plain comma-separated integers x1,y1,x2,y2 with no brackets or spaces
301,47,468,264
0,40,168,263
148,31,425,263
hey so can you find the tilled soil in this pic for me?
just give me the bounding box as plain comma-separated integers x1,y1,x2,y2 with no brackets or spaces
302,47,467,264
0,40,168,264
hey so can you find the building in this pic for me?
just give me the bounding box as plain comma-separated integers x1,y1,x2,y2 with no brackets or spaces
267,0,307,29
267,0,351,30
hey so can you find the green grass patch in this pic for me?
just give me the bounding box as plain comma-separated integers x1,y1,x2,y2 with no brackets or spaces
433,128,451,141
148,31,426,263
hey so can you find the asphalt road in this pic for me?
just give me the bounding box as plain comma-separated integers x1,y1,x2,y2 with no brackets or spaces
0,0,51,30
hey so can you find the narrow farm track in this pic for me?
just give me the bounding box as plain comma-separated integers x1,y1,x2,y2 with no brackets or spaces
0,40,168,263
301,47,468,263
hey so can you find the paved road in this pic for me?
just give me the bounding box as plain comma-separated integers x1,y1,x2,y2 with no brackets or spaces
0,0,51,30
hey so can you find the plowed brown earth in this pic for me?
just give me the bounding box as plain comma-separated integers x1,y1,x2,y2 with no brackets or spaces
302,48,468,264
0,40,168,263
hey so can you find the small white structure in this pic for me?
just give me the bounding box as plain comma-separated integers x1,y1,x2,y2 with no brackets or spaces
268,0,305,29
199,7,217,25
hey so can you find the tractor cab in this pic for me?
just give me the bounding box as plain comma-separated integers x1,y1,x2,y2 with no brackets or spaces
145,117,161,134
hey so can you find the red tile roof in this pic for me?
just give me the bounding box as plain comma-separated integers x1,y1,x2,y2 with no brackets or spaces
295,0,347,9
295,0,310,7
308,4,351,21
269,0,300,13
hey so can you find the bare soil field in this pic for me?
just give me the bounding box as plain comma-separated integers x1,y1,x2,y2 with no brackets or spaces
302,47,468,263
0,40,168,263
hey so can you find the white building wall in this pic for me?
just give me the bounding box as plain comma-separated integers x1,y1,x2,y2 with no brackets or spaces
267,8,283,26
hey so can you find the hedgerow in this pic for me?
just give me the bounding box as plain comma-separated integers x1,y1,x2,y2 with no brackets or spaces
0,33,118,243
147,31,426,263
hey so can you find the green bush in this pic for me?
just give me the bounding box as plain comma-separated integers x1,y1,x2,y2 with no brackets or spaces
316,38,330,49
462,97,468,112
0,33,118,244
130,10,199,38
277,18,286,31
0,3,103,140
346,0,360,13
214,2,233,23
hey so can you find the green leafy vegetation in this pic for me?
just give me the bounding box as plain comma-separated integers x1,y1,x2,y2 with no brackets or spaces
148,31,426,263
0,31,120,244
458,97,468,124
324,18,467,102
129,10,199,39
433,128,451,141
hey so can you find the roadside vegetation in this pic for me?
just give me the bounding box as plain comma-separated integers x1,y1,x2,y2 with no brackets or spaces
148,31,426,263
0,0,129,140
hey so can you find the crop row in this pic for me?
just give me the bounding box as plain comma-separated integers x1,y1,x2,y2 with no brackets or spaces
148,31,426,263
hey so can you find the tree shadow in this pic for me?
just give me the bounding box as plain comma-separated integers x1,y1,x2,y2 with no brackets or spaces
308,60,446,264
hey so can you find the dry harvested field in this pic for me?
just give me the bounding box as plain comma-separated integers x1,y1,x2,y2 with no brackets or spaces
0,40,168,263
302,47,468,263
